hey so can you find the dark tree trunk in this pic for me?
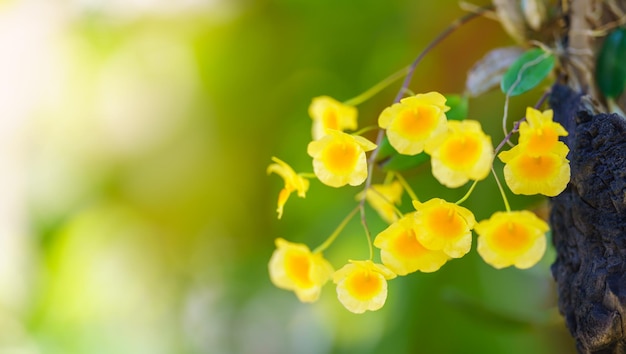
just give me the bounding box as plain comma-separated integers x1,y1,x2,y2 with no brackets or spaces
550,85,626,354
548,1,626,353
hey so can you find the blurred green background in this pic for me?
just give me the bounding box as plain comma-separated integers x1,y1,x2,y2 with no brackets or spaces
0,0,576,353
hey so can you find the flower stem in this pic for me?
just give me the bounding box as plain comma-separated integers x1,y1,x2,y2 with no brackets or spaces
359,128,385,241
494,118,523,155
359,204,375,261
367,184,405,218
314,205,360,254
352,125,379,136
494,87,552,155
383,172,394,184
455,179,479,205
394,172,419,202
491,166,511,212
356,7,489,257
392,7,488,103
501,49,552,138
344,67,410,106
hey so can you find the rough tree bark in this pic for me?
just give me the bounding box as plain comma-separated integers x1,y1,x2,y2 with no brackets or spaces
548,0,626,353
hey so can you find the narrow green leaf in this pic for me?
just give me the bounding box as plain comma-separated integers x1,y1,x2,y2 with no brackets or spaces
597,27,626,98
500,48,555,96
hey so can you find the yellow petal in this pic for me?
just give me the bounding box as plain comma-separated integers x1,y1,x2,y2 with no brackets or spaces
374,213,449,274
353,135,378,152
276,188,290,219
500,145,570,196
428,120,493,188
475,211,548,269
267,157,310,218
378,92,449,156
333,260,395,313
413,198,475,258
359,181,403,224
268,238,333,302
308,130,370,187
309,96,358,140
518,107,568,155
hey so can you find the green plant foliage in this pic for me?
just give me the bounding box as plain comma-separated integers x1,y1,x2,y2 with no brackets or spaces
378,142,429,172
444,94,469,120
596,27,626,98
500,48,555,96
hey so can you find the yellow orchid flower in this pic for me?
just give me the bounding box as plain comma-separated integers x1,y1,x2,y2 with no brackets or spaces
426,120,493,188
333,260,396,314
378,92,449,155
309,96,358,140
269,238,334,302
374,212,450,275
475,211,548,269
267,157,310,219
307,130,376,188
412,198,476,258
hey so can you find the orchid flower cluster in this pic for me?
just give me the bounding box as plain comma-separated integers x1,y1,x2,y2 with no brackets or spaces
267,88,570,313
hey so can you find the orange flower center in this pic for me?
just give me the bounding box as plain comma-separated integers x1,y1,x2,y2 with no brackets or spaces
424,206,466,240
515,154,558,180
390,228,427,259
345,269,383,300
491,221,532,254
285,251,313,288
525,127,558,155
322,140,359,175
396,105,439,139
440,134,481,169
323,108,339,130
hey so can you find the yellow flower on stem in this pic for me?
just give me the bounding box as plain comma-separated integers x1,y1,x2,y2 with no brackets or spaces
307,130,377,188
518,107,568,155
333,260,396,314
499,142,570,196
268,238,334,302
378,92,449,155
475,210,548,269
356,181,403,224
309,96,358,140
426,120,493,188
374,212,449,275
412,198,476,258
267,157,310,219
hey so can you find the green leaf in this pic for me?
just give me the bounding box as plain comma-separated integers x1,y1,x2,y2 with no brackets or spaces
445,94,469,121
376,94,466,172
500,48,555,96
597,27,626,98
378,139,429,172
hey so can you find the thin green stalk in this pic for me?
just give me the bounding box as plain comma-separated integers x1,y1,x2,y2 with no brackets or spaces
383,172,394,184
392,7,488,103
368,184,405,218
314,205,360,254
343,67,410,106
394,172,419,202
359,204,374,261
455,179,479,205
354,6,490,259
352,125,379,136
359,6,488,214
491,166,511,212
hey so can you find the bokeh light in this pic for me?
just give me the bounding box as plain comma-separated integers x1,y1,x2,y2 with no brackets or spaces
0,0,576,353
